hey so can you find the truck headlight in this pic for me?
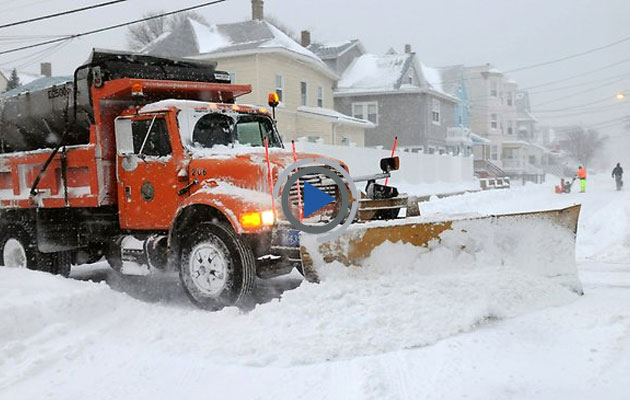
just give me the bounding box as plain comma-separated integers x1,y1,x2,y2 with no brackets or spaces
240,210,275,228
261,210,275,226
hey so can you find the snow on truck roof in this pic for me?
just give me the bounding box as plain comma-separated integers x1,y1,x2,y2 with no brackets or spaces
139,99,270,115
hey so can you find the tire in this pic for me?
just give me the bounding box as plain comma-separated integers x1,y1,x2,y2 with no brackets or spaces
0,223,55,273
179,222,256,311
53,251,72,277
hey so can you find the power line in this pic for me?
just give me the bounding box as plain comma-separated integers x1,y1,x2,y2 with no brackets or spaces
520,58,630,91
0,0,129,30
504,34,630,74
0,0,228,56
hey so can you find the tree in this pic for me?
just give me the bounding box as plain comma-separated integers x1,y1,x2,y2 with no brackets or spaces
127,11,208,51
6,68,21,91
558,126,607,166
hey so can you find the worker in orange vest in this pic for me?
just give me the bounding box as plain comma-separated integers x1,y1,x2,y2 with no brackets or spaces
576,166,587,193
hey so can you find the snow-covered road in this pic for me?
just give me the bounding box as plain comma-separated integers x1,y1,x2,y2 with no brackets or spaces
1,175,629,399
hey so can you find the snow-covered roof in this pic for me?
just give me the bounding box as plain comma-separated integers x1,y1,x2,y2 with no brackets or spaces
297,105,375,128
308,39,363,60
337,53,412,93
142,19,334,79
420,63,444,94
0,69,46,86
0,76,71,99
336,53,456,101
470,132,491,144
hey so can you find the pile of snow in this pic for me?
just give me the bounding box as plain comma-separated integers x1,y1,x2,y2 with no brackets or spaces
1,233,580,380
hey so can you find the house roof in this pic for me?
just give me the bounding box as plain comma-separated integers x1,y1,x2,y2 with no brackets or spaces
297,105,375,128
337,53,412,93
336,52,457,101
308,39,364,60
0,68,46,86
142,19,335,79
0,76,71,98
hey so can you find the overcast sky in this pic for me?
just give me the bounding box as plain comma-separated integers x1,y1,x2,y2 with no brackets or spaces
1,0,630,137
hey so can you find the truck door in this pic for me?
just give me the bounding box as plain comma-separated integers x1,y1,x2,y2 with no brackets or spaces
115,114,180,230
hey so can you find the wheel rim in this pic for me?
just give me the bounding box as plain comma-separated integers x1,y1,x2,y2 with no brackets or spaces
188,240,230,296
3,238,27,269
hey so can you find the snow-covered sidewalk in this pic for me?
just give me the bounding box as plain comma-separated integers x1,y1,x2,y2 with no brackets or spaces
1,174,629,399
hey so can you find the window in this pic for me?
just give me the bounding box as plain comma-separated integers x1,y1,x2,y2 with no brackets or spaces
507,92,513,106
191,114,281,149
507,120,513,135
490,81,498,97
317,86,324,108
351,102,378,124
491,145,498,161
275,75,283,103
428,147,436,154
235,116,277,147
341,137,350,146
491,113,498,129
300,81,307,106
131,117,171,157
431,99,441,125
529,155,536,164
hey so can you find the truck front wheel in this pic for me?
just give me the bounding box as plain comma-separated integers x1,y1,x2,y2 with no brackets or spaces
179,223,256,310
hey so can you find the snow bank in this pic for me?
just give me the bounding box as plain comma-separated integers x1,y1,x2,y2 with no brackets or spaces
0,235,579,382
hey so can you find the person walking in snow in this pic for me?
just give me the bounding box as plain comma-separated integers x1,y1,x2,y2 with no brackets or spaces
612,163,623,191
576,166,587,193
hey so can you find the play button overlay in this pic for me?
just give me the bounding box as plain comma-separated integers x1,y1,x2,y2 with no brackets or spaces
303,181,335,217
274,158,360,241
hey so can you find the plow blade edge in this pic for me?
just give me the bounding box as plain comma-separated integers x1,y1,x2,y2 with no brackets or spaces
299,205,582,291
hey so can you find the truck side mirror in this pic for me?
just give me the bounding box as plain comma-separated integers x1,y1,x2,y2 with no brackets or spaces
380,157,399,173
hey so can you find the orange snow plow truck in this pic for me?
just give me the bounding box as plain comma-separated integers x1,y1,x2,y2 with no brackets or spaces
0,51,582,310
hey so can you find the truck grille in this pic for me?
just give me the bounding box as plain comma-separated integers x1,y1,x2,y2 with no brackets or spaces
287,166,344,208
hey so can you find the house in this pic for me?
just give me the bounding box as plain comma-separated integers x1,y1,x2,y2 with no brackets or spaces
0,62,51,92
438,65,470,129
515,90,537,142
465,64,544,182
141,1,373,146
330,46,458,153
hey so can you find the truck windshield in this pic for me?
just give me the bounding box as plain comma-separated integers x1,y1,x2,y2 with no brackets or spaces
190,113,282,149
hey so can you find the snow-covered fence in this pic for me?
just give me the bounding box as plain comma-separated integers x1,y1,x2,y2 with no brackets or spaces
293,142,474,185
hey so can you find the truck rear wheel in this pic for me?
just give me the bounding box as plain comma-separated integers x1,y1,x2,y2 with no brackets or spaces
1,224,54,272
1,224,72,276
179,222,256,311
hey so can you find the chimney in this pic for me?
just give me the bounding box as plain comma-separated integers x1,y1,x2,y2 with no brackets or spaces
301,30,311,47
40,62,52,77
252,0,264,20
404,44,412,54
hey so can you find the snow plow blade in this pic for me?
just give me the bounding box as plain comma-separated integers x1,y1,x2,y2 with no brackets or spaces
299,205,582,290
